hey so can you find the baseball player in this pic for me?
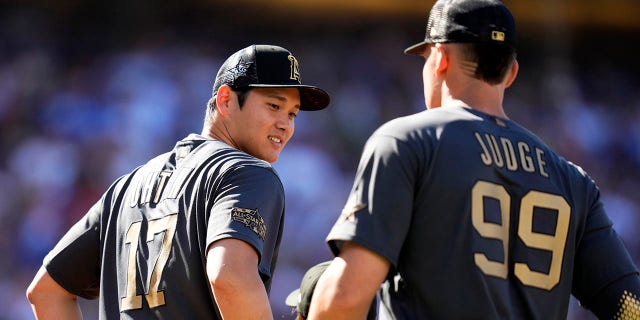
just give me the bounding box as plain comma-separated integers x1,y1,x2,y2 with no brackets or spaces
26,44,330,319
308,0,640,319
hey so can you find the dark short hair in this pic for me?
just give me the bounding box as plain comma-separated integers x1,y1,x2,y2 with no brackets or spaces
233,88,250,109
458,42,516,85
207,87,252,112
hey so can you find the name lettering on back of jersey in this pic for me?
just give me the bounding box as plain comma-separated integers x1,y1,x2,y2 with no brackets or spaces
231,207,266,241
474,132,549,178
129,170,174,207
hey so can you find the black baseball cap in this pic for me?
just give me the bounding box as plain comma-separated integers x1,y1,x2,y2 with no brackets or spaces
285,261,331,318
212,44,330,111
405,0,517,55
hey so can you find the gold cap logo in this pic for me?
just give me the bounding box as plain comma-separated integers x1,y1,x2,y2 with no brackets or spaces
288,55,300,82
491,31,506,42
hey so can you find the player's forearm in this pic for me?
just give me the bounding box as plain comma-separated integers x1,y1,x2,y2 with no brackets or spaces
308,265,375,319
29,297,82,320
27,267,82,320
207,239,274,319
212,277,273,320
309,244,389,320
307,281,372,320
307,301,370,320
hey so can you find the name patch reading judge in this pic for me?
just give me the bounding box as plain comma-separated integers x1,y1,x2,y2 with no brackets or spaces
474,132,549,178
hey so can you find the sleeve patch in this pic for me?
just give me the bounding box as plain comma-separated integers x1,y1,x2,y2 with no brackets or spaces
231,207,266,241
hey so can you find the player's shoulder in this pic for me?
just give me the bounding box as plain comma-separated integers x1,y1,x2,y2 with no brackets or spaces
202,140,273,170
173,134,272,168
557,157,596,186
190,138,280,181
372,106,479,141
502,120,596,181
133,135,278,182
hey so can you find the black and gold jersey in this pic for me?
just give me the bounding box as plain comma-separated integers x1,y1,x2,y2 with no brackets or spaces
44,134,285,319
328,106,639,319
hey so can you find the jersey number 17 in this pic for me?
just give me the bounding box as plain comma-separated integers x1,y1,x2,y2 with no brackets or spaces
120,214,178,311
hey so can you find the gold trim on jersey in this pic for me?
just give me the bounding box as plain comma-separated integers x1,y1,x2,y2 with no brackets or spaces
615,290,640,319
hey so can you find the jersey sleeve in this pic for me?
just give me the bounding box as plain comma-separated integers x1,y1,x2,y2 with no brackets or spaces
583,273,640,319
572,176,640,312
327,134,419,266
206,165,285,279
43,194,105,299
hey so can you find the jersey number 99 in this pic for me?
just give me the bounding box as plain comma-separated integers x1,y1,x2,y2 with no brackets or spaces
472,180,570,291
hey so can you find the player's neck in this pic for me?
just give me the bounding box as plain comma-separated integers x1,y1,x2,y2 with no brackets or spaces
201,121,238,149
442,83,508,119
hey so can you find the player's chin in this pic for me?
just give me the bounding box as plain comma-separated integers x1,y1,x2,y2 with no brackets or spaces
264,141,287,163
258,149,281,163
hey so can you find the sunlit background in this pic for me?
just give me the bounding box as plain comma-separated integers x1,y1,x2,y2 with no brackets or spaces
1,0,639,319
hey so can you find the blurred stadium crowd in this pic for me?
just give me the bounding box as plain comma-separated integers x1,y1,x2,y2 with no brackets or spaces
1,2,639,319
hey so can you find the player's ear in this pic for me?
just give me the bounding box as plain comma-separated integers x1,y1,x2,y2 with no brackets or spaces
434,44,449,76
504,59,519,88
215,85,233,117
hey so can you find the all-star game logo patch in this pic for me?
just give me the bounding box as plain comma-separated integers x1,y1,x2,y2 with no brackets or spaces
231,207,266,241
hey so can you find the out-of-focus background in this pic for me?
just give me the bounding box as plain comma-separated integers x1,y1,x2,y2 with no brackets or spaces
1,0,639,319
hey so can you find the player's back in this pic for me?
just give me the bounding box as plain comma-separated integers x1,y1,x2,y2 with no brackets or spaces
375,106,617,319
97,135,280,319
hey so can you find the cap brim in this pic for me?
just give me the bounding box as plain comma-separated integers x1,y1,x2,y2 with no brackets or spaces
285,289,301,307
404,40,431,55
248,84,330,111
